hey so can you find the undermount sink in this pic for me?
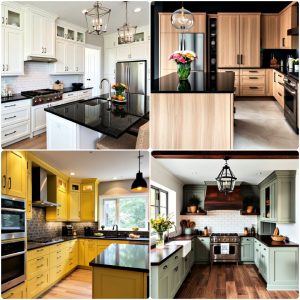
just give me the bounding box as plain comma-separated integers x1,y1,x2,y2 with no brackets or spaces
167,240,192,257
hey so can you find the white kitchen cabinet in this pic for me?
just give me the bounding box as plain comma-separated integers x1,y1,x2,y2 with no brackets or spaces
24,7,56,58
103,48,116,75
77,89,92,100
65,42,76,72
1,3,24,30
104,34,117,48
56,20,85,44
55,39,66,72
130,42,148,60
75,44,85,73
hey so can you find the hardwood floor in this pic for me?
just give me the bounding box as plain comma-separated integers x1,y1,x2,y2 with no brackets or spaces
41,269,92,299
175,264,299,299
3,133,47,149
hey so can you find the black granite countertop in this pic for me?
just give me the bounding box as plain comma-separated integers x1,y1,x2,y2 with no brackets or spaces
44,93,148,138
254,234,298,247
1,94,30,103
77,235,149,242
151,71,235,93
62,87,93,93
27,236,77,250
151,244,183,266
89,243,149,272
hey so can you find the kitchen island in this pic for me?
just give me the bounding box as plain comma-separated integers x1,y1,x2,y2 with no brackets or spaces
151,71,235,149
89,243,149,299
45,93,148,149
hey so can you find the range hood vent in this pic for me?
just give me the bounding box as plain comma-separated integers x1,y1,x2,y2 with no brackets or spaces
32,167,60,207
25,56,57,63
204,185,242,210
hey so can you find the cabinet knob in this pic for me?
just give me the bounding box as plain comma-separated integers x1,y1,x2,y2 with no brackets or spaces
163,265,168,270
175,256,178,259
6,65,8,71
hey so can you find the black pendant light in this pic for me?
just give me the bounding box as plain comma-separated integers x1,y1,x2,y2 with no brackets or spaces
215,158,237,194
131,151,148,192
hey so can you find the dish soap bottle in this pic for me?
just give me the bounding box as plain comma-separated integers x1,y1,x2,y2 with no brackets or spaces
250,225,256,236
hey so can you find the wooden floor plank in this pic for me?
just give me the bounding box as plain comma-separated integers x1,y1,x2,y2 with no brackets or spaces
175,264,298,299
4,133,46,149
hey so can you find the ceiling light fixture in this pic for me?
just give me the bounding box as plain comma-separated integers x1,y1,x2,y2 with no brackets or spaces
171,3,194,31
131,151,148,193
82,2,111,35
117,1,137,44
70,172,75,176
215,158,237,194
133,7,142,13
112,177,118,180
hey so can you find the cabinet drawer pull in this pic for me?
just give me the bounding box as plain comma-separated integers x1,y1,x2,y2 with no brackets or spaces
36,257,44,261
36,281,44,287
56,269,61,274
2,17,4,24
278,92,282,97
278,74,282,78
278,82,284,86
2,175,6,188
57,264,62,268
175,266,179,272
240,55,243,65
8,177,11,189
37,264,44,268
5,131,16,137
263,248,266,250
249,70,258,73
36,274,43,279
249,87,258,89
261,255,264,258
4,104,16,108
36,249,44,252
4,115,16,120
163,265,168,270
249,77,258,79
246,238,250,241
175,256,178,259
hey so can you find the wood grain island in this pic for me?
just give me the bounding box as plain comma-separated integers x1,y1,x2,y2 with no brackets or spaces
151,71,235,149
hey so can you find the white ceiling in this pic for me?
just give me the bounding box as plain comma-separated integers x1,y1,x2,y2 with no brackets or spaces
156,159,299,185
32,151,149,181
21,1,149,33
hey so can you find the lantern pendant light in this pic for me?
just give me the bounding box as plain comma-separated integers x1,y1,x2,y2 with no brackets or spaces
171,2,194,31
117,1,137,44
82,2,111,35
215,158,237,194
131,151,148,192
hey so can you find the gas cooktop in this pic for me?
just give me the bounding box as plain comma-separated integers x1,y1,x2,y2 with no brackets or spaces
211,233,238,236
21,89,60,97
28,237,64,245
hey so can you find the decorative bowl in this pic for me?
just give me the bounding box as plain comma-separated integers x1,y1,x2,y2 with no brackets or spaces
72,83,83,89
271,235,285,242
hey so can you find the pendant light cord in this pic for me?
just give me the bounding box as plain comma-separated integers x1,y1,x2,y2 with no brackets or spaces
138,150,141,172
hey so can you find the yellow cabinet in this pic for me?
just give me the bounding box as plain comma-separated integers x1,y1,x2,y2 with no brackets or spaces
26,159,32,220
26,270,49,299
1,151,27,198
2,283,26,299
68,179,81,221
78,239,85,266
85,239,98,266
46,175,68,221
80,179,99,221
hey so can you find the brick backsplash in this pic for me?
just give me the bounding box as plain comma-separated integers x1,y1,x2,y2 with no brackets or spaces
27,207,66,240
1,62,83,94
179,210,257,234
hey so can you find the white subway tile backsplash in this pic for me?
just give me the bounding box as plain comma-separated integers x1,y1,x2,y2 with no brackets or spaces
179,210,257,234
1,62,83,94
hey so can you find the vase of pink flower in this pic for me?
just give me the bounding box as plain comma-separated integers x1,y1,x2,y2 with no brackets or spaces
169,50,197,80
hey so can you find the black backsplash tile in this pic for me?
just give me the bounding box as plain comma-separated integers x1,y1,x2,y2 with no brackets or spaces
261,49,298,68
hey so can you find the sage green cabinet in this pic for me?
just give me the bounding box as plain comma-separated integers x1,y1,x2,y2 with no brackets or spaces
169,259,183,298
259,171,296,223
241,237,254,262
195,237,210,263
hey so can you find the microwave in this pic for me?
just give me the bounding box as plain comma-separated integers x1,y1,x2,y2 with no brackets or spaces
1,195,26,241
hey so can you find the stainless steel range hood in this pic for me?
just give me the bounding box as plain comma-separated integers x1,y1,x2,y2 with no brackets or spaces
32,167,60,207
25,56,57,63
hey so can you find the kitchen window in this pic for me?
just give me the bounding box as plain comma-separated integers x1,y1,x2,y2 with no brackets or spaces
100,194,148,230
150,186,168,220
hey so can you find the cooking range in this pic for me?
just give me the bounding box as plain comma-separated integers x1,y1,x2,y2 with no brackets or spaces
284,73,298,134
210,233,240,265
21,89,63,106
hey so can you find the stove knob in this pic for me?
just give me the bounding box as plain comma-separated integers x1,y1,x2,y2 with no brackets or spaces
39,98,42,103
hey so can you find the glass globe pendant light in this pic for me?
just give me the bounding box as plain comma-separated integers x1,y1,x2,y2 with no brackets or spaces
171,4,194,31
117,1,137,44
131,151,148,193
215,158,237,194
82,2,111,35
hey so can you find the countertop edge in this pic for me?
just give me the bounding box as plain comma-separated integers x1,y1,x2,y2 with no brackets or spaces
151,245,183,266
89,262,149,273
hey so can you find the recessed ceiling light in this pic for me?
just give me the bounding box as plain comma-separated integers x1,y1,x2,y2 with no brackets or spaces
112,177,118,180
133,7,142,13
70,172,75,176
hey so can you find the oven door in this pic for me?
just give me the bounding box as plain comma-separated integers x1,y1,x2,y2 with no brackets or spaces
1,197,26,240
210,243,240,261
1,239,26,293
284,84,298,132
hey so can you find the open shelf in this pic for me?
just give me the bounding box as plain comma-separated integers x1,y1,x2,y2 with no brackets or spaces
180,211,207,215
240,210,260,215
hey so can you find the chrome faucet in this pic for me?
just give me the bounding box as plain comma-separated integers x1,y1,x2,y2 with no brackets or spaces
112,224,119,236
100,78,112,100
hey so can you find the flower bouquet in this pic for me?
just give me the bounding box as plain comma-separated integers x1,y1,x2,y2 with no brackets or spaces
151,215,175,249
169,50,197,80
112,82,128,103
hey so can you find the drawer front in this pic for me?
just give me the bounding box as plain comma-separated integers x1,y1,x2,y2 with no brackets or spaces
2,283,26,299
158,248,183,275
77,89,92,99
27,271,49,299
1,120,30,145
1,99,31,112
275,85,284,108
48,242,64,253
27,246,50,261
50,250,65,267
49,264,64,284
218,68,240,77
27,255,49,279
241,75,265,86
276,72,284,84
2,107,30,127
63,92,78,100
241,86,265,96
241,237,254,245
241,69,266,76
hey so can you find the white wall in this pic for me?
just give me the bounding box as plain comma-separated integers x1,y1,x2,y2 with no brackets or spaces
277,170,299,243
151,157,184,235
1,62,83,93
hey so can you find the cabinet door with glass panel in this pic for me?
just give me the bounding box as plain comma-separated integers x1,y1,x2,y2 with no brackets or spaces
2,4,23,30
260,180,276,222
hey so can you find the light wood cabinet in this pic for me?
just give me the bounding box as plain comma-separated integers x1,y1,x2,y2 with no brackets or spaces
273,70,285,108
1,151,27,198
218,13,260,68
265,69,274,96
2,283,26,299
279,5,298,49
240,69,265,96
80,179,99,222
261,14,279,49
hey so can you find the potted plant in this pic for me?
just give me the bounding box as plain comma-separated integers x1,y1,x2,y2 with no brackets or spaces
150,215,174,249
169,50,197,80
187,195,200,213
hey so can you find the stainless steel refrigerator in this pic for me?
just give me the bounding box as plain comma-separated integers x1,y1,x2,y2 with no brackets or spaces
116,60,147,94
179,33,204,71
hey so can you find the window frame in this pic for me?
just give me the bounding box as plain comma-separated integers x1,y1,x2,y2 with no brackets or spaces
99,193,148,231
